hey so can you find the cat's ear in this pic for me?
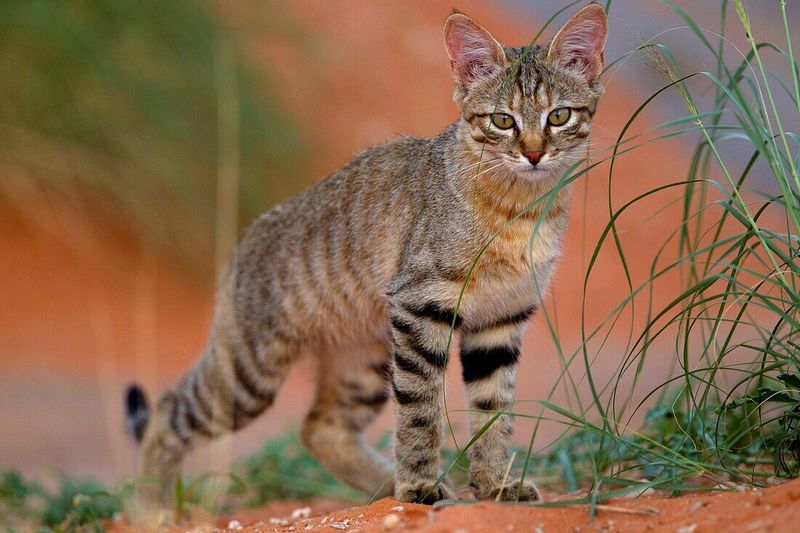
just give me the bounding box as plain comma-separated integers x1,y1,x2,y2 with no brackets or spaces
444,13,507,86
547,3,608,83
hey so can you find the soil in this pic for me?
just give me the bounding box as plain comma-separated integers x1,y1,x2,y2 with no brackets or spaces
109,478,800,533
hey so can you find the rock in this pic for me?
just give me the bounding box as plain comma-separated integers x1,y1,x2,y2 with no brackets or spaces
291,507,312,520
383,513,402,530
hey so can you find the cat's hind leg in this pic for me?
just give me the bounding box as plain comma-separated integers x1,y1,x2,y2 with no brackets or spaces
301,342,394,499
128,280,302,523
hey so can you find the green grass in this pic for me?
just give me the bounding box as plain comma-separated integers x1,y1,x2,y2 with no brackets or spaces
200,434,364,514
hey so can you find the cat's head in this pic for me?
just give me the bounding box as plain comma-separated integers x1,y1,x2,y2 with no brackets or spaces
444,4,607,178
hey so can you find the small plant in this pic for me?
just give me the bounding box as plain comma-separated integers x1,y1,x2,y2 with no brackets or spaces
170,434,365,517
719,371,800,475
0,471,122,532
231,434,365,506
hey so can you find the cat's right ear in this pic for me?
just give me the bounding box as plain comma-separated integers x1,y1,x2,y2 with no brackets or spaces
444,13,507,86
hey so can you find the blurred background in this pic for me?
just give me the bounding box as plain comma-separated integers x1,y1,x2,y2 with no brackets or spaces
1,0,796,488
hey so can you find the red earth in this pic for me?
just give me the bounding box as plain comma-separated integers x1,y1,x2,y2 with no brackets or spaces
109,479,799,533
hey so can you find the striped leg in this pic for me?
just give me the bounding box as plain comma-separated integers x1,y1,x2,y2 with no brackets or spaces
460,308,541,501
301,344,394,498
389,298,459,504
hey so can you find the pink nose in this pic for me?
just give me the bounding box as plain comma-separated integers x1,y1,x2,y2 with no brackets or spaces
524,150,545,166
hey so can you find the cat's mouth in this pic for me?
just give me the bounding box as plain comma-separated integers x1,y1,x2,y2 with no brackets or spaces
508,155,555,177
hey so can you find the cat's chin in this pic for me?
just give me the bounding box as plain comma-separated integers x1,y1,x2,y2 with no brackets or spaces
507,162,559,181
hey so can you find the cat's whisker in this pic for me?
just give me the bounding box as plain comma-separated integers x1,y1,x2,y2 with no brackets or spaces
459,156,505,173
461,161,507,182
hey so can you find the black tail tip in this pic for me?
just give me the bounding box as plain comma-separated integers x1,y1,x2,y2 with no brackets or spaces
125,383,150,443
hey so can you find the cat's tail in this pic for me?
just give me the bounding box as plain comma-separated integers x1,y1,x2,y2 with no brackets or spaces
125,383,151,443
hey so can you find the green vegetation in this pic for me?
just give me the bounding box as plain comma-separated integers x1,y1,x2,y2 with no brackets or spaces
177,434,364,518
0,435,361,531
0,0,305,273
234,434,364,505
0,471,123,532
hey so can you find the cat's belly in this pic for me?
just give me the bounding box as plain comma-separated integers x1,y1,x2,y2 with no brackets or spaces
293,280,390,349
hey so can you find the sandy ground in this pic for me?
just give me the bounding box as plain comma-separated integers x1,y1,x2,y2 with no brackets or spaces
108,478,800,533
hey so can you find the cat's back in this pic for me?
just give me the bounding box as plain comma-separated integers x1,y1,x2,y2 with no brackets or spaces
231,132,450,346
242,130,454,260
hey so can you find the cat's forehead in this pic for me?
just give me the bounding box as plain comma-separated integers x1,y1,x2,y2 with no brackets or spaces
504,45,545,80
503,44,593,106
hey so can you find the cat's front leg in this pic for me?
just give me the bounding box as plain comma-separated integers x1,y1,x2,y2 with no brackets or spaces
460,315,541,502
388,292,459,504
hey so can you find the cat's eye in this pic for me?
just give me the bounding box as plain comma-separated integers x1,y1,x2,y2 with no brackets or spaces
547,108,571,126
490,113,515,130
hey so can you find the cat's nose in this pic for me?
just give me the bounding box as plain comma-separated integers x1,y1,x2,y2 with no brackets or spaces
524,150,545,166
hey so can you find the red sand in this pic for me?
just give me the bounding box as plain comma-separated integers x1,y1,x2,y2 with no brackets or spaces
109,478,800,533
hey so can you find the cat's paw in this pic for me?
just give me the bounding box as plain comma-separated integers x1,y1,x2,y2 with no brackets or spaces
125,487,176,527
472,479,542,502
395,482,455,505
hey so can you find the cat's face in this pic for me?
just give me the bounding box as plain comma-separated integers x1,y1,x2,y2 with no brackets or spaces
444,5,607,179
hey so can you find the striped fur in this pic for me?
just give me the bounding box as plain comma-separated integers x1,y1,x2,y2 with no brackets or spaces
127,5,606,517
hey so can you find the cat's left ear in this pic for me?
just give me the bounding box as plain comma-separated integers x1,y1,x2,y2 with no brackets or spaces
444,13,508,86
547,3,608,83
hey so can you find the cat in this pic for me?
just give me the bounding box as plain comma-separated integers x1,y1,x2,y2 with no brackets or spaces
125,3,607,514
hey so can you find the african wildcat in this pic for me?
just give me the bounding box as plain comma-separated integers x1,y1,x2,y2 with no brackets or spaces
126,4,607,511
